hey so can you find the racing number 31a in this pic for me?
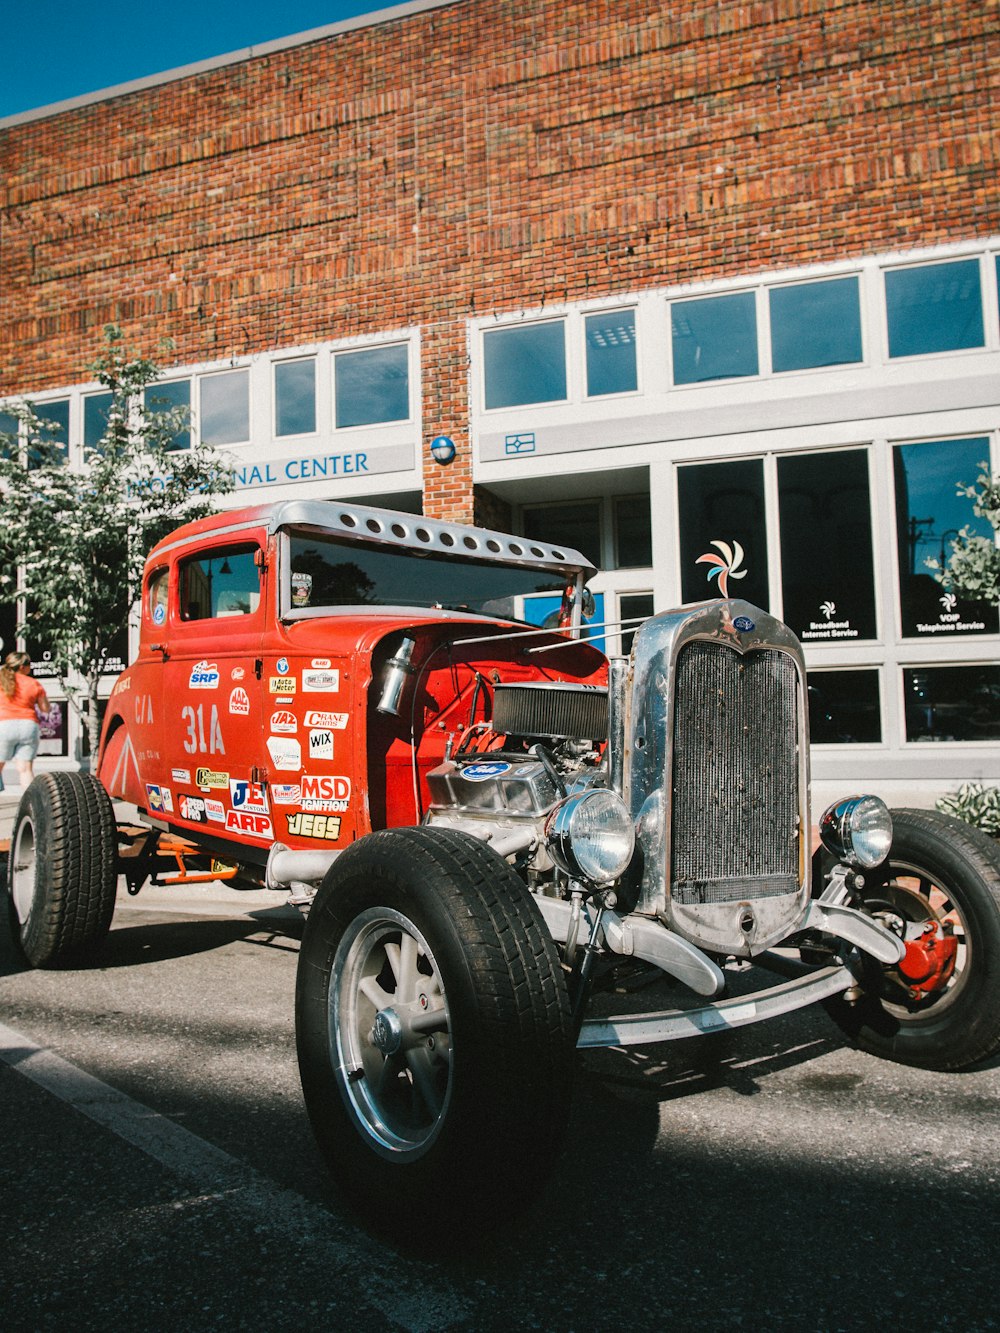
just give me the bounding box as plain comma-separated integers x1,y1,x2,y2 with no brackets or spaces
182,703,226,755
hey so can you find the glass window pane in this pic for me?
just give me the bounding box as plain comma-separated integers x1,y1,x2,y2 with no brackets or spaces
335,344,410,428
585,310,637,397
180,546,261,620
28,398,69,467
677,458,769,610
778,449,877,641
904,665,1000,742
145,379,191,452
483,323,566,409
275,358,316,437
0,409,18,446
671,292,758,384
200,369,249,446
885,259,984,358
620,592,654,655
769,277,862,372
614,495,652,568
808,669,882,744
893,438,998,638
524,502,601,568
84,392,113,451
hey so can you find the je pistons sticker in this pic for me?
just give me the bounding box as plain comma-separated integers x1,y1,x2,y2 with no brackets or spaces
229,779,269,815
189,660,220,689
461,762,512,781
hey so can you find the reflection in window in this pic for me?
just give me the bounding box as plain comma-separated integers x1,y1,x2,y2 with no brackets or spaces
0,410,18,456
893,438,998,638
180,547,261,620
677,458,769,609
524,502,601,568
769,277,862,372
619,592,655,655
671,292,758,384
614,495,652,568
275,358,316,437
335,344,410,428
777,449,877,641
145,379,191,452
483,322,567,409
200,369,250,446
28,399,69,466
84,392,113,451
904,665,1000,742
808,669,882,744
885,259,984,358
585,310,637,397
147,568,170,628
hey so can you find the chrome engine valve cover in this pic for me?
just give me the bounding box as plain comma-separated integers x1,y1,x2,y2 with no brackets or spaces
425,757,560,818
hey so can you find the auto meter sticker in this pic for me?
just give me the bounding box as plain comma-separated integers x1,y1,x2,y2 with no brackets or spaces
303,711,348,729
145,783,173,813
300,774,350,812
269,710,297,734
266,735,302,770
269,676,296,694
276,657,289,674
461,761,512,781
285,812,341,842
226,810,273,837
301,668,340,693
229,687,250,716
179,795,206,822
189,660,220,689
308,729,334,761
204,798,225,823
195,767,230,789
271,783,301,805
171,768,191,784
229,780,269,815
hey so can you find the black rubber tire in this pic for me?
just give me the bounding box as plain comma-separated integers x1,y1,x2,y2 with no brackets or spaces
295,825,575,1238
7,772,119,968
825,808,1000,1071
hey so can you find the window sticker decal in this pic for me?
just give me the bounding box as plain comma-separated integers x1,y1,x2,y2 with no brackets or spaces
696,540,747,600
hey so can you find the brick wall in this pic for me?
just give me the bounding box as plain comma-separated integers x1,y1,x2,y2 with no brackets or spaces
2,0,997,522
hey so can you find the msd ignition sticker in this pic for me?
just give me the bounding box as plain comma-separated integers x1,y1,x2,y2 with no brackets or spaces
270,783,301,805
269,710,297,734
302,668,339,693
461,761,512,781
304,711,348,729
300,774,351,812
308,729,334,761
189,661,220,689
229,780,269,816
229,687,250,716
145,784,174,814
267,735,302,770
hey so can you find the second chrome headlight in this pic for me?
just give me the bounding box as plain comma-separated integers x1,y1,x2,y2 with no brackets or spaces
545,788,635,885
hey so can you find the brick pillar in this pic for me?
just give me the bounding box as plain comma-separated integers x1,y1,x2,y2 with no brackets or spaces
421,317,474,526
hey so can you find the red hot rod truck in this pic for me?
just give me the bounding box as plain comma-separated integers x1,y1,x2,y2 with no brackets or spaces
7,499,1000,1231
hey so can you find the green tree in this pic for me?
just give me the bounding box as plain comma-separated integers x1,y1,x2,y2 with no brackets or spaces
927,464,1000,607
0,326,234,759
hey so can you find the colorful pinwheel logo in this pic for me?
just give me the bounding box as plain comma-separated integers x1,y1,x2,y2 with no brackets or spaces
696,540,748,600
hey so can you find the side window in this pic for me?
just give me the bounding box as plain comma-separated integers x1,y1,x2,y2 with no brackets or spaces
179,546,261,621
147,568,170,628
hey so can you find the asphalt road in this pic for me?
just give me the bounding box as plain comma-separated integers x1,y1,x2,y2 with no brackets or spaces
1,802,999,1330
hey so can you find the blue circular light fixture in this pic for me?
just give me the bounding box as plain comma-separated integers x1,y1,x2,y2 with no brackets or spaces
429,434,456,465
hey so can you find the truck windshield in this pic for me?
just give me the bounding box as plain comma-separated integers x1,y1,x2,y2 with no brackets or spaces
285,528,575,622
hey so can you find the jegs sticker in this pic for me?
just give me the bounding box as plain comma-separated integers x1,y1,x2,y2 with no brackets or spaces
303,711,348,729
308,729,334,761
302,669,340,693
285,812,341,842
266,735,302,770
229,687,250,716
189,660,220,689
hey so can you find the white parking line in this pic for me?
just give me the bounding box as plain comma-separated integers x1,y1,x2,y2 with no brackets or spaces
0,1021,469,1331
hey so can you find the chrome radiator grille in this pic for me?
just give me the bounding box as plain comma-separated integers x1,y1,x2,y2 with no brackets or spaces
670,641,800,906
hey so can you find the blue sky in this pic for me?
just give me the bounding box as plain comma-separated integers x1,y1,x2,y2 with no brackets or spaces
0,1,394,119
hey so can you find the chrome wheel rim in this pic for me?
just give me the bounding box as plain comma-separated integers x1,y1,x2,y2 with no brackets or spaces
9,817,36,926
871,856,969,1015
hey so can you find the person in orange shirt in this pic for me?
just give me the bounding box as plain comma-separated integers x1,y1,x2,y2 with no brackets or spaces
0,652,50,791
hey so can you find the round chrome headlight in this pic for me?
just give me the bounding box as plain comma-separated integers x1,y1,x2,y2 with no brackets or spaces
545,789,635,885
819,795,893,870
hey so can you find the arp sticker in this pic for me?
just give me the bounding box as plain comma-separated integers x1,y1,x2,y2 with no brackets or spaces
226,810,273,838
285,812,341,842
229,780,269,815
229,687,250,716
461,761,512,781
266,735,302,770
302,669,340,693
303,711,348,729
189,660,220,689
308,729,334,761
269,710,297,734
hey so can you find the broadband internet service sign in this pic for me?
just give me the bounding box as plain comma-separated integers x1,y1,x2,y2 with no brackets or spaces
234,444,413,490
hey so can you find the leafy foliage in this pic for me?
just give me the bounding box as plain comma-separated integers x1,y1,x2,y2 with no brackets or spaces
926,464,1000,606
0,326,234,754
936,782,1000,840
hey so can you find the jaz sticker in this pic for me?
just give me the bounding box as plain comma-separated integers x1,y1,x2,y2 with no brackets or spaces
226,810,273,838
266,735,302,770
308,729,334,761
189,660,220,689
285,812,341,842
304,711,348,730
269,676,296,694
229,780,269,815
276,657,290,674
271,783,301,805
302,668,339,693
145,783,173,813
229,687,250,716
461,762,512,782
269,710,297,734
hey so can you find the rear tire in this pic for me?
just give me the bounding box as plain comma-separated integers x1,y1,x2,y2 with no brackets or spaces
826,809,1000,1071
7,773,118,968
296,825,574,1238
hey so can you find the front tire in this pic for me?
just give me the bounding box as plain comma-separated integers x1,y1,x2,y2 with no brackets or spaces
295,826,574,1236
826,809,1000,1071
7,772,119,968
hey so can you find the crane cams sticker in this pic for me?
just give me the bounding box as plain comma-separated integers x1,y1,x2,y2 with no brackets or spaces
303,711,348,729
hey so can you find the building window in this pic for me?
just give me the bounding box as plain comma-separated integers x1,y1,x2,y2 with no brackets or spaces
335,343,410,428
483,322,567,410
145,379,191,452
904,665,1000,742
274,358,317,437
777,449,877,642
893,438,998,639
613,495,652,568
884,259,984,358
28,398,69,466
83,392,113,451
769,277,863,372
180,547,261,620
619,592,654,655
523,502,601,569
200,369,250,446
585,309,637,397
677,458,769,609
808,669,882,744
671,291,758,385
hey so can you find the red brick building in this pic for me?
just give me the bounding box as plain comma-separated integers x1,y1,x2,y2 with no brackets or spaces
1,0,998,798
